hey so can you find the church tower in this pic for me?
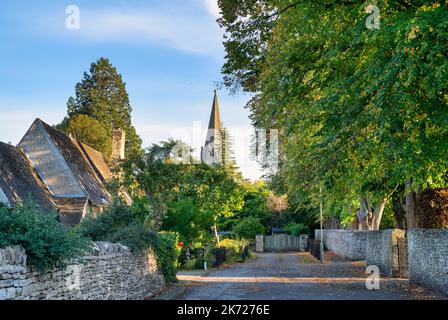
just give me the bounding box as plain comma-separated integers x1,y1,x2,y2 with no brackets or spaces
201,90,224,165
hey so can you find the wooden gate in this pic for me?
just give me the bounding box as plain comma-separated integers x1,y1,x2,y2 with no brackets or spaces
263,234,301,252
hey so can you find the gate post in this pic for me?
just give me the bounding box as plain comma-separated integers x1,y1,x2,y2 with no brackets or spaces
256,235,264,252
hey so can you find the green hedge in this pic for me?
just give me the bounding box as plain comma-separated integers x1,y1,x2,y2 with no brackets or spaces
232,217,265,240
218,238,250,262
283,223,310,236
0,202,89,271
79,202,180,283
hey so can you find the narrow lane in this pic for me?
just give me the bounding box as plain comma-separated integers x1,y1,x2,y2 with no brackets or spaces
160,252,444,300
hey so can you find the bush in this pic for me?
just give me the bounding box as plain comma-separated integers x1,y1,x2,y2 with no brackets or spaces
79,202,180,283
283,223,310,236
80,202,156,253
218,238,249,262
155,231,181,283
0,202,89,271
232,217,265,240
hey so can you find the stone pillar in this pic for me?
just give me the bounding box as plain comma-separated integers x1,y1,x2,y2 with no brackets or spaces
299,235,309,252
255,235,264,253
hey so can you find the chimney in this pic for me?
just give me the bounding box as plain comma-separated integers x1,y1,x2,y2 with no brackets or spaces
111,129,126,161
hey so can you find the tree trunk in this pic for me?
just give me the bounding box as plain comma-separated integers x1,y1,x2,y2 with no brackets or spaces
373,198,387,230
405,181,416,229
358,194,387,230
213,224,220,246
357,194,373,230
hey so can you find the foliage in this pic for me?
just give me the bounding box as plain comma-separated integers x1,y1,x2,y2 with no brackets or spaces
65,57,142,158
219,0,448,229
163,198,213,245
57,114,112,157
218,180,269,231
0,202,89,271
155,231,181,283
79,201,180,282
79,201,154,253
218,238,249,262
123,139,188,229
232,217,265,240
283,223,310,237
415,189,448,229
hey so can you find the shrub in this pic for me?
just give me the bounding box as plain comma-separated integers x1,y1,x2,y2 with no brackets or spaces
79,201,155,253
218,238,249,262
155,231,181,283
283,223,310,236
0,202,89,271
79,201,180,283
232,217,265,240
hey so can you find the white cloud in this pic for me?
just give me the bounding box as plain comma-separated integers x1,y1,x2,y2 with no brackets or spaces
35,5,224,55
203,0,221,19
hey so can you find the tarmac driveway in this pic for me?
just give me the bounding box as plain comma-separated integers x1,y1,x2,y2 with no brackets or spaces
158,252,445,300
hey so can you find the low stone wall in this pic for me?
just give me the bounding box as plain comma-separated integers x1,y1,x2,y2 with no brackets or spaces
315,230,370,260
408,229,448,295
365,229,406,277
0,242,165,300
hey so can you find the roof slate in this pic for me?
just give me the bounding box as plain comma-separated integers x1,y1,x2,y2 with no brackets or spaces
0,142,55,212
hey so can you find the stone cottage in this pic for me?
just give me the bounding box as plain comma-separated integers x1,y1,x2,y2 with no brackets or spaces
0,118,128,225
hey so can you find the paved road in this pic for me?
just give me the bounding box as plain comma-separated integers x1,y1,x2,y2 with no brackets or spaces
159,252,444,300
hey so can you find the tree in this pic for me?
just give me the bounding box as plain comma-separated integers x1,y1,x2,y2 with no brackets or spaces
232,217,265,240
66,57,142,158
163,198,213,245
179,163,245,245
57,114,111,157
219,0,448,230
123,140,186,230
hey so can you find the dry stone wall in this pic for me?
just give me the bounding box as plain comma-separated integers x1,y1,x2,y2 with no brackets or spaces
315,230,370,260
0,242,165,300
408,229,448,295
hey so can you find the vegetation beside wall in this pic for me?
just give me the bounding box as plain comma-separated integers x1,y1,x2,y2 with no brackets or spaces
79,201,180,283
0,202,89,271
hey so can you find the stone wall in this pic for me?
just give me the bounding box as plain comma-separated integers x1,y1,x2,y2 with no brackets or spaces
408,229,448,295
0,242,165,300
315,229,370,260
365,229,406,277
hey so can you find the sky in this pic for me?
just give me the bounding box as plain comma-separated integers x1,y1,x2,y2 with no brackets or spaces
0,0,263,180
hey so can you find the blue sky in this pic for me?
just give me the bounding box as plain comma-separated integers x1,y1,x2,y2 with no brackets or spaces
0,0,262,180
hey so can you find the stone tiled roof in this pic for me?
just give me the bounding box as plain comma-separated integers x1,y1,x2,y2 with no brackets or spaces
38,120,112,206
78,142,113,183
19,119,111,207
0,142,55,212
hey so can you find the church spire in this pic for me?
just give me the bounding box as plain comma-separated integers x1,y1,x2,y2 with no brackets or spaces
208,89,222,131
201,89,224,165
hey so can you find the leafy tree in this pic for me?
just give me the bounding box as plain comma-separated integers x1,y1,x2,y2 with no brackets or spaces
232,217,265,240
57,114,111,157
179,163,245,245
123,140,187,230
66,57,142,157
219,0,448,230
163,198,214,245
